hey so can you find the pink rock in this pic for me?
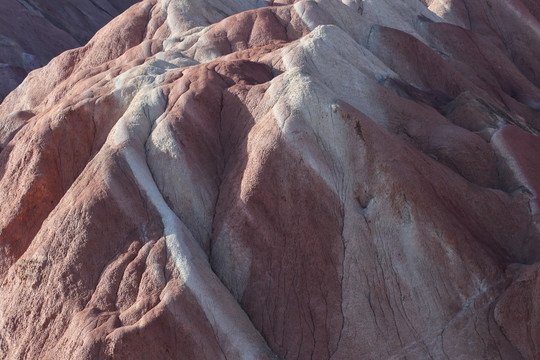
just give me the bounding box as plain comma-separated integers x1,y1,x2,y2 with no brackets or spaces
0,0,141,100
1,0,540,359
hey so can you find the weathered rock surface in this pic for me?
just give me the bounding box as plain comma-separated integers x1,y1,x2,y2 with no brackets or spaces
1,0,540,359
0,0,141,100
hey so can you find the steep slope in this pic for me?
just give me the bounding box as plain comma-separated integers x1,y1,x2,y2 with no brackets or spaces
1,0,540,359
0,0,141,100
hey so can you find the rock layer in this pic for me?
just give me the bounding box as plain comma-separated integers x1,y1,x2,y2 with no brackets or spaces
0,0,141,100
1,0,540,359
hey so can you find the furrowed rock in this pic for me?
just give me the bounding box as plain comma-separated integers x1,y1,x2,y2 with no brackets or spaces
1,0,540,359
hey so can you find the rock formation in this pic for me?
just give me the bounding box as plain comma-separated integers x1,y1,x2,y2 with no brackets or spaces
1,0,540,358
0,0,141,100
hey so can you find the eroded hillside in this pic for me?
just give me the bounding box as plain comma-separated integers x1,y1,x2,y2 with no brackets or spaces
1,0,540,358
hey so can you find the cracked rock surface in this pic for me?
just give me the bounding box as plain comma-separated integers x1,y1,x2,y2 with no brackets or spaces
1,0,540,359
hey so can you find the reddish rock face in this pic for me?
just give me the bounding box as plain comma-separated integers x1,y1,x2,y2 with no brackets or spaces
1,0,540,359
0,0,141,100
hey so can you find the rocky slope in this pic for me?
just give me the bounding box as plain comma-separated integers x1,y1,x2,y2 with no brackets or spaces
1,0,540,358
0,0,140,100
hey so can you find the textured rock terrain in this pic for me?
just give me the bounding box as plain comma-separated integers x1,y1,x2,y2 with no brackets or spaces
1,0,540,359
0,0,141,100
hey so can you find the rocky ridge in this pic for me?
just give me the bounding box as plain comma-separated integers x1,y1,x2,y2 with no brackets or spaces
0,0,540,358
0,0,141,100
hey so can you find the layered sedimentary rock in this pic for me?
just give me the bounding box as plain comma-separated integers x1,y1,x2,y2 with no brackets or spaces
0,0,140,100
1,0,540,359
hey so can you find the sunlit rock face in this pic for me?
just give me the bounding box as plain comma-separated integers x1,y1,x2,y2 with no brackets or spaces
1,0,540,359
0,0,141,100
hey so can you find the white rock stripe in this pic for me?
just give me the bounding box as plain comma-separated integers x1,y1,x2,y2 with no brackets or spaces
111,87,274,359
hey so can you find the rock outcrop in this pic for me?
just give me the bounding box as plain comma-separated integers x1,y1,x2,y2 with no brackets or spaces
1,0,540,359
0,0,141,100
